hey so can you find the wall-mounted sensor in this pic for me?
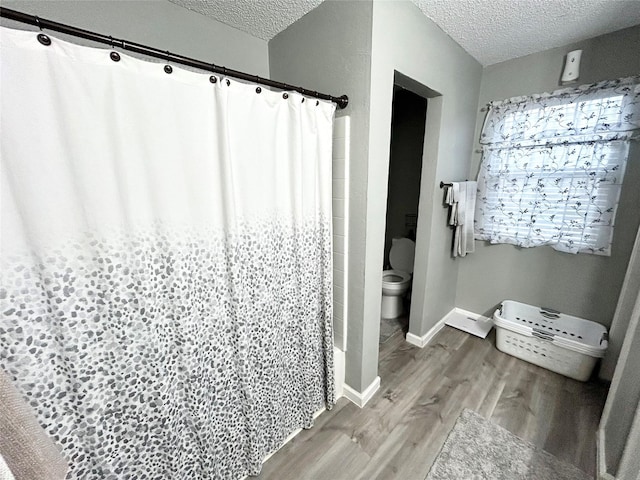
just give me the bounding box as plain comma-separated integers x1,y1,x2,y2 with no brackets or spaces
561,49,582,84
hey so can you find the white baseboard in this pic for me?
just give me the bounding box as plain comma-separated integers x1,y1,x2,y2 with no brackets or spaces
343,375,380,408
406,314,447,348
406,307,493,347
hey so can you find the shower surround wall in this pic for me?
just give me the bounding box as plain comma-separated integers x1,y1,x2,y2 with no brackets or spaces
456,26,640,378
333,116,351,352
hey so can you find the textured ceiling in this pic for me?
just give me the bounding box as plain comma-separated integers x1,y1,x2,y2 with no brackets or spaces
169,0,640,66
412,0,640,65
168,0,324,41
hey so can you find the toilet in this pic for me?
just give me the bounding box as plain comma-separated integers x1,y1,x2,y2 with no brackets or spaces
381,237,415,319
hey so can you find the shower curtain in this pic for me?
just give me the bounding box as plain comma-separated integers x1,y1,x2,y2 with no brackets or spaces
0,27,334,479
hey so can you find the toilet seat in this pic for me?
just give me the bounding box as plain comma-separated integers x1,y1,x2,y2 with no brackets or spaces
383,270,411,284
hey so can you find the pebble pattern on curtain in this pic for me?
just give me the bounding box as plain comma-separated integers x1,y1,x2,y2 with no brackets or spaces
0,27,335,479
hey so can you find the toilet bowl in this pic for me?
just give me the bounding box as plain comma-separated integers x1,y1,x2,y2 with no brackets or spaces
381,238,415,319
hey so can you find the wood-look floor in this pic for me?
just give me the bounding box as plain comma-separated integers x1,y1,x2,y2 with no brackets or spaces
257,326,608,480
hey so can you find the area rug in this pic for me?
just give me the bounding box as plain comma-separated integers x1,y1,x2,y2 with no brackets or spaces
425,409,590,480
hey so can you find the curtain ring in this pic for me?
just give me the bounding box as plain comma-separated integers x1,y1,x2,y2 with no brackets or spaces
164,51,173,74
109,38,121,62
37,33,51,46
35,17,51,47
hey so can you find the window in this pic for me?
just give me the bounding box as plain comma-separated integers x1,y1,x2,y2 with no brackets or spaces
475,77,640,255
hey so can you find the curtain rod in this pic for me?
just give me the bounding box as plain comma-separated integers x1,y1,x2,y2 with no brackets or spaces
0,7,349,109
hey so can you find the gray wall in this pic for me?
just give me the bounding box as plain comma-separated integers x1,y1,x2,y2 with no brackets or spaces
271,0,482,392
456,26,640,329
1,0,270,77
368,1,482,355
269,0,373,391
384,88,426,265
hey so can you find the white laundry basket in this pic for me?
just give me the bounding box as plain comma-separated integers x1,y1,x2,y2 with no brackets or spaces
493,300,608,381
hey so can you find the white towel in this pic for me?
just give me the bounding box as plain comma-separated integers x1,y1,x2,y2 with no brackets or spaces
446,181,477,257
447,183,459,226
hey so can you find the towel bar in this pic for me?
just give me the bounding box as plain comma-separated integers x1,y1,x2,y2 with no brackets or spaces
440,180,468,189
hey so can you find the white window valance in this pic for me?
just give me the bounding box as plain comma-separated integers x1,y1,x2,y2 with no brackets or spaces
475,76,640,255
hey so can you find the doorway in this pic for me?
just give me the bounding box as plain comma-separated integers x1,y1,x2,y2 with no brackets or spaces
379,85,428,344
